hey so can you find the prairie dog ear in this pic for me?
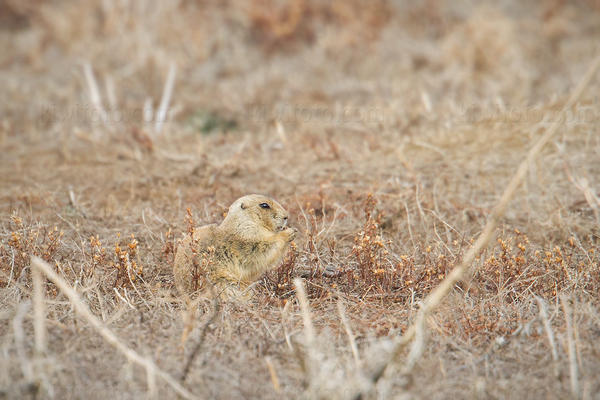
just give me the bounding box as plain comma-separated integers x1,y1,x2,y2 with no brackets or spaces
240,202,247,210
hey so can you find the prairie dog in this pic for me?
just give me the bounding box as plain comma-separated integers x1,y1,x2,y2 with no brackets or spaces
173,194,296,297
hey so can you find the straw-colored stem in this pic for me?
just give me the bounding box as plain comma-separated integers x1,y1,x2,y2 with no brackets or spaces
30,256,198,400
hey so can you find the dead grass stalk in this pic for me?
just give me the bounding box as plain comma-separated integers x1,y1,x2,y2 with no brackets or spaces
561,295,580,399
30,256,199,400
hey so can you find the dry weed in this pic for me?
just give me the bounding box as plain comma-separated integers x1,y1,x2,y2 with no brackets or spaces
2,1,600,399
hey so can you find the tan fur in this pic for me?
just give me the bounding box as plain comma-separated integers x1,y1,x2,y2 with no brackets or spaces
173,194,296,298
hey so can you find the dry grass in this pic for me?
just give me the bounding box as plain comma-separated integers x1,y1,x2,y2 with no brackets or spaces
1,1,600,399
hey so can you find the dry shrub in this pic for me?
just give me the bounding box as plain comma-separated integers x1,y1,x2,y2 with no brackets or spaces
441,301,522,345
161,227,176,265
180,208,218,292
262,242,298,298
0,213,64,286
89,234,107,272
0,213,144,294
84,232,145,290
336,194,456,301
348,193,389,288
111,233,143,288
474,230,600,301
437,230,600,344
296,193,600,309
302,206,322,273
189,244,216,293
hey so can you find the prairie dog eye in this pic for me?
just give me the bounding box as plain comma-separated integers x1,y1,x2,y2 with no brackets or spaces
259,202,271,209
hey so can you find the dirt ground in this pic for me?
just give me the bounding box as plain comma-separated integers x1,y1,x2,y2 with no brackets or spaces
1,1,600,399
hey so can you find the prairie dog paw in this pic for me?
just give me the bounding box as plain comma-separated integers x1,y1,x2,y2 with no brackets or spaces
282,227,297,242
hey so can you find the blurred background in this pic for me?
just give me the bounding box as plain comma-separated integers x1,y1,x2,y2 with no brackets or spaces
2,0,600,253
2,0,600,140
2,0,600,242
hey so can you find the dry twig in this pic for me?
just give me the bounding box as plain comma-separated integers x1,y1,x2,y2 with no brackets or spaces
30,256,198,400
155,62,177,135
337,300,360,367
32,262,46,356
294,278,316,386
561,295,580,400
536,296,559,375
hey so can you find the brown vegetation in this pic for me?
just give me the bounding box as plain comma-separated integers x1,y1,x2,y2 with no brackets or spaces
1,1,600,399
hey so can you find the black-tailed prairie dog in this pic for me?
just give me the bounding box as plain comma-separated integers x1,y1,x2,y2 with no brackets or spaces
173,194,296,297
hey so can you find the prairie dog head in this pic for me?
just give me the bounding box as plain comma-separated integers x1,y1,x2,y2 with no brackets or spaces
223,194,289,235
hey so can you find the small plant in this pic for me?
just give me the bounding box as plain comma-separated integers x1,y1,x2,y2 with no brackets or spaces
89,235,108,272
303,206,320,274
182,208,217,292
1,214,64,286
161,228,176,265
348,193,396,294
190,245,216,292
352,194,384,273
264,242,298,297
185,208,195,237
473,230,593,301
111,233,143,288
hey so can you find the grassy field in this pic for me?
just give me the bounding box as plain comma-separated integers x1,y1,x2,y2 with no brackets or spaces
1,1,600,398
